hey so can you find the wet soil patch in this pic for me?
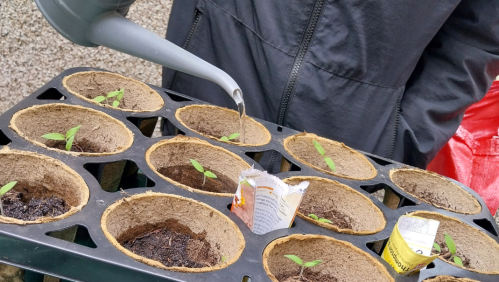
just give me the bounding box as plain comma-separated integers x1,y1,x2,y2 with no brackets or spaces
276,268,337,282
301,205,353,229
432,242,471,268
158,165,238,194
2,187,70,221
47,138,103,153
400,180,453,209
195,123,241,143
118,219,220,268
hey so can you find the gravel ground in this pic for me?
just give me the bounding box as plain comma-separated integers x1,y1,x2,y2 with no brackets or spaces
1,0,172,114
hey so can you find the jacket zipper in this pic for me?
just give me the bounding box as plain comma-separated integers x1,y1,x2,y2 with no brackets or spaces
276,0,325,125
168,10,203,90
388,98,402,159
266,0,325,172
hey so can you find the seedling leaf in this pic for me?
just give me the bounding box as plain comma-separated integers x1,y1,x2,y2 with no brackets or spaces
313,140,325,156
112,100,120,107
66,135,75,151
304,260,322,267
228,132,240,140
106,90,121,98
94,96,106,103
41,133,65,141
66,125,81,139
116,88,124,101
204,171,217,179
0,181,17,196
284,255,303,265
444,233,457,254
190,159,204,173
318,218,333,223
308,214,319,220
221,255,227,263
453,256,463,267
433,242,441,253
220,136,229,141
324,157,336,171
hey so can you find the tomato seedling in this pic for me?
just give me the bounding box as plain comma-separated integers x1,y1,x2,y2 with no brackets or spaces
284,255,322,280
42,125,82,151
190,159,217,186
220,132,240,142
313,140,336,171
0,181,17,216
94,88,124,108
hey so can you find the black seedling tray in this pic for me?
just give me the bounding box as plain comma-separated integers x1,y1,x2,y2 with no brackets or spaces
0,68,497,282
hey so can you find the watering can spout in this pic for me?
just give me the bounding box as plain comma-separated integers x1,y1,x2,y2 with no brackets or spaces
34,1,244,108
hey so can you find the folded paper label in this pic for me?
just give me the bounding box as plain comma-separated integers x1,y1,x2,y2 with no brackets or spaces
382,215,440,275
231,167,309,235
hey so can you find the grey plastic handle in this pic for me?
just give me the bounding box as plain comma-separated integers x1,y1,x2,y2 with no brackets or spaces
87,12,244,106
34,0,243,108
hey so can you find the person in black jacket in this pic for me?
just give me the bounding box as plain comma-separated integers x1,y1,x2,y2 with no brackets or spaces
163,0,499,169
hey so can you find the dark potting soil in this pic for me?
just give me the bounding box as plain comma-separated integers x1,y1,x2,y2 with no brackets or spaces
1,189,70,221
276,268,337,282
158,165,238,194
301,205,353,229
47,138,102,153
118,219,219,268
432,242,471,268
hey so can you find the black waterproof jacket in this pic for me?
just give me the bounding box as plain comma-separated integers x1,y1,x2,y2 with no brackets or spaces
162,0,499,168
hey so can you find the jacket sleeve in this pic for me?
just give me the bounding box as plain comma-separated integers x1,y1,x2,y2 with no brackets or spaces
392,0,499,168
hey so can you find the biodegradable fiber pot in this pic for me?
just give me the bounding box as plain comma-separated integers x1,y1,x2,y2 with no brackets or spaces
101,192,245,273
10,104,134,156
145,135,251,196
283,176,386,235
390,168,481,214
63,71,164,112
175,105,272,146
424,276,480,282
263,234,394,282
0,148,89,225
283,133,377,180
410,211,499,274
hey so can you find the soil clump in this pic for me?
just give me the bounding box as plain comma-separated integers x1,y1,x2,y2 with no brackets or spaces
276,268,337,282
118,219,219,268
47,138,103,153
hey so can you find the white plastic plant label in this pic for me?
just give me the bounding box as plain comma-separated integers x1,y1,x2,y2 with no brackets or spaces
231,167,309,235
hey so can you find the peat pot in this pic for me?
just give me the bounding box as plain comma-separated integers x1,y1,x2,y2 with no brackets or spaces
176,105,271,146
0,148,89,225
283,133,377,180
390,168,481,214
283,176,385,235
410,211,499,274
146,136,251,196
263,234,394,282
63,71,164,112
101,192,245,273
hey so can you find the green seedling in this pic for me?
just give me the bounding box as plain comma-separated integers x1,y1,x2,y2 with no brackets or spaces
433,242,441,253
284,255,322,280
445,233,463,267
433,234,463,267
221,255,228,263
94,88,124,108
308,214,333,224
0,181,17,216
190,159,217,186
41,125,82,151
220,132,240,142
313,140,336,171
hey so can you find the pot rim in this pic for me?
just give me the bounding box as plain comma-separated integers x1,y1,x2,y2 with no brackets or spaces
0,148,89,225
9,103,134,156
145,136,251,197
62,71,165,113
100,191,246,273
283,132,377,180
175,104,272,147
